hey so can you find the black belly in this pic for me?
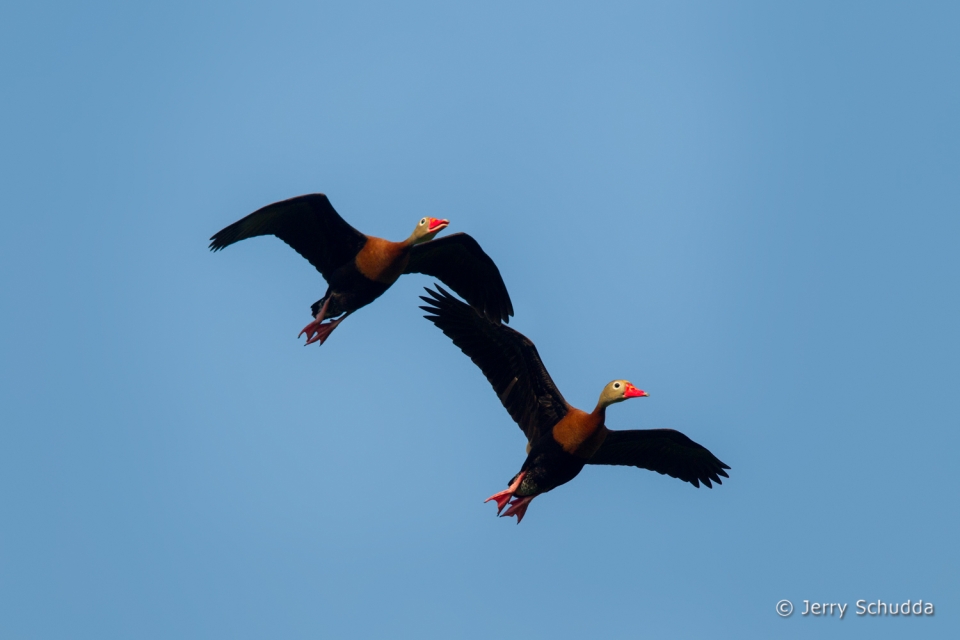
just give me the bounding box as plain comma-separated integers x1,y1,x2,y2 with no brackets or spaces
311,264,392,318
513,439,586,497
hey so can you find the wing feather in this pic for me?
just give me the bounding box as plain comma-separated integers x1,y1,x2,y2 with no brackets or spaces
209,194,367,280
420,286,566,443
406,233,513,324
588,429,730,488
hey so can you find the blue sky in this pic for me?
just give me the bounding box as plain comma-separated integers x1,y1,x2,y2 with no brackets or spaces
2,2,958,638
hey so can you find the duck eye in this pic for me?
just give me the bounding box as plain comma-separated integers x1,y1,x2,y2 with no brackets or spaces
420,218,427,226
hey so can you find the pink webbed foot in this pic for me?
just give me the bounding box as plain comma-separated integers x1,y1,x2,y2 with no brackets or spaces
502,496,533,523
485,490,514,514
299,298,331,344
299,318,323,343
484,471,526,515
302,314,349,346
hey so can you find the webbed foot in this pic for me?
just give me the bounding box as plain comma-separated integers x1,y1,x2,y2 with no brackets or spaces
484,471,527,515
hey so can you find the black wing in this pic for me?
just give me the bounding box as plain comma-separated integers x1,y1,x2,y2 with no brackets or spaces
420,286,567,443
405,233,513,324
209,194,367,280
588,429,730,488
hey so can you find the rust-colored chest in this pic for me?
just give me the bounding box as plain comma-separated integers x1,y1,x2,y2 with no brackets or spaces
354,237,410,284
551,408,607,458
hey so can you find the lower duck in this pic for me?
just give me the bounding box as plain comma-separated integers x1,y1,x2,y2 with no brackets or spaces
421,286,730,523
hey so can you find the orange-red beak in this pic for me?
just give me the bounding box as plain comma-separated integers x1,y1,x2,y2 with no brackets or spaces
624,384,648,398
428,217,449,232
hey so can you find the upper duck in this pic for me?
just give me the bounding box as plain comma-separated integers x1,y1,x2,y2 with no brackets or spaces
210,194,513,345
421,286,729,523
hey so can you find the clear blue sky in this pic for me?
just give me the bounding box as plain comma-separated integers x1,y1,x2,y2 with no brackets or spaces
2,2,958,638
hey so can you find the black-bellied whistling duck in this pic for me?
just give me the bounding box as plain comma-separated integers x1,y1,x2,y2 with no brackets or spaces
420,286,730,523
210,194,513,345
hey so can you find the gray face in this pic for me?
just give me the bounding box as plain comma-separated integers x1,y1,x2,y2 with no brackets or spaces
600,380,629,406
598,380,647,407
410,217,449,243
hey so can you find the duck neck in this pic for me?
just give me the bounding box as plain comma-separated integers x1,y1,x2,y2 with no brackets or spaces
590,402,607,423
404,231,435,247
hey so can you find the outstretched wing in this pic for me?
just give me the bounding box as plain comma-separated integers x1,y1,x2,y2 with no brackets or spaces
420,285,567,443
209,193,367,280
588,429,730,488
405,233,513,324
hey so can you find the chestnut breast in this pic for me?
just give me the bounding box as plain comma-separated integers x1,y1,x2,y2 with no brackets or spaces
551,408,607,458
354,237,411,285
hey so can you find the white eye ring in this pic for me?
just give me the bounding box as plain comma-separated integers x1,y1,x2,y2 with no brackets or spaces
420,218,427,225
614,382,621,389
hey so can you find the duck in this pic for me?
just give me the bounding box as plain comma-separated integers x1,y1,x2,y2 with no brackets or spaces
210,193,513,345
420,285,729,523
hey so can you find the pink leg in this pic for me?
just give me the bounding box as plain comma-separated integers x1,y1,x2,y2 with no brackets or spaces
484,471,526,515
502,496,533,523
299,298,331,343
303,312,351,346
